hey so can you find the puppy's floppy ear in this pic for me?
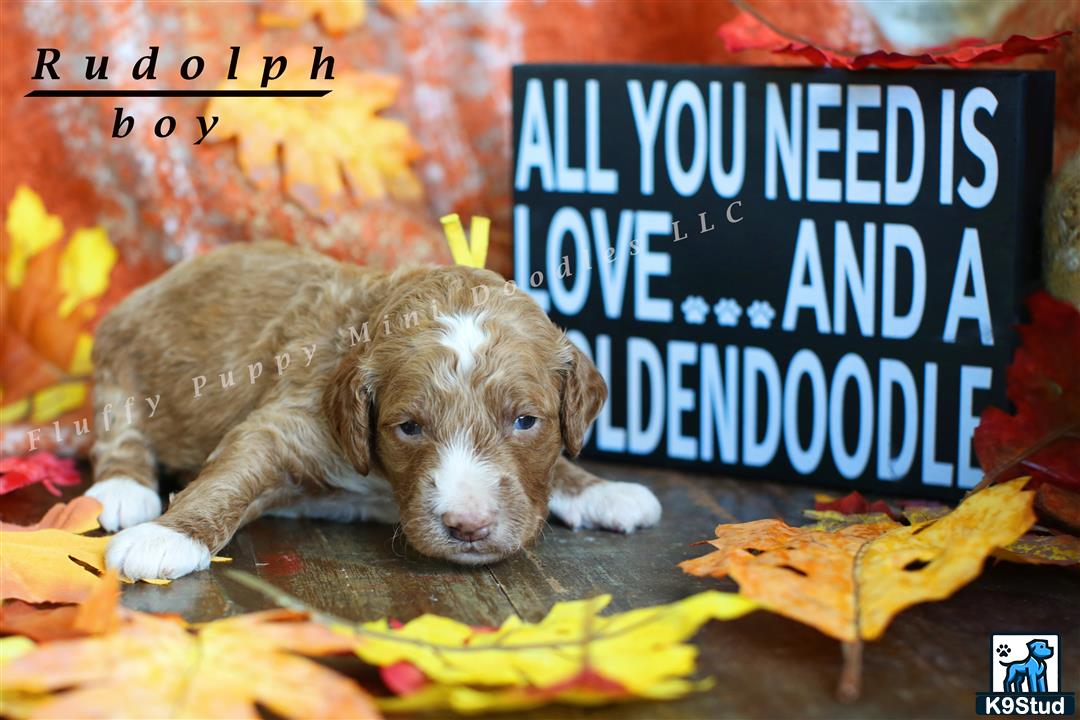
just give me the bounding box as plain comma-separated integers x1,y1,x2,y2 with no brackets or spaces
323,353,373,475
558,338,608,457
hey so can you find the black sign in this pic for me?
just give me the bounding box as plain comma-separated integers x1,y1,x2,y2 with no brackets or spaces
512,64,1054,499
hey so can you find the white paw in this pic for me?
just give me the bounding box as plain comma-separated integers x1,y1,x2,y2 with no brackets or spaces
549,481,662,533
86,478,162,532
105,523,211,581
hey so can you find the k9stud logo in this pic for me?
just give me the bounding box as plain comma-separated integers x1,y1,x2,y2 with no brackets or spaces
976,634,1075,716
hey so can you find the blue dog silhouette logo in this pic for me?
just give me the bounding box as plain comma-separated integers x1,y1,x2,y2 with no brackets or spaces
999,639,1055,693
979,633,1075,715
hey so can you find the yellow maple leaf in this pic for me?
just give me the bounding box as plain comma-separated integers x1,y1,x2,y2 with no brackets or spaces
0,637,34,665
857,480,1038,639
27,381,87,425
680,478,1036,643
231,572,757,713
260,0,368,34
207,61,423,218
259,0,416,34
992,533,1080,565
0,639,37,720
0,390,31,425
67,332,94,376
806,500,1079,567
0,530,111,604
0,500,237,602
3,185,63,289
2,185,122,427
0,609,380,719
57,227,118,318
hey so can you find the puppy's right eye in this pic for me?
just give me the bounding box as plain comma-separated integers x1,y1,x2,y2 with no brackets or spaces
513,415,537,431
398,420,422,437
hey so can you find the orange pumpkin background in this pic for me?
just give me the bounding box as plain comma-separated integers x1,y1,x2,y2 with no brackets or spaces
2,0,1077,456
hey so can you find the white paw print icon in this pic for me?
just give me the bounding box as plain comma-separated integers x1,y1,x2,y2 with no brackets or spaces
713,298,742,327
746,300,776,329
681,295,710,324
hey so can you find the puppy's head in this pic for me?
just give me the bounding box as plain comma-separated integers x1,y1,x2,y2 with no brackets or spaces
325,266,606,564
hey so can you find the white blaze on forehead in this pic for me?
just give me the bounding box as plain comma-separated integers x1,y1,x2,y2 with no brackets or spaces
431,433,501,516
437,312,488,374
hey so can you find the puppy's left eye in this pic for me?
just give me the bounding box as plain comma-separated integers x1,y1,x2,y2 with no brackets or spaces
513,415,537,431
398,420,422,437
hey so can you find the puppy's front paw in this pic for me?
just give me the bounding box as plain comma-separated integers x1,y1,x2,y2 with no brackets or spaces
105,523,211,580
86,478,162,532
549,481,662,533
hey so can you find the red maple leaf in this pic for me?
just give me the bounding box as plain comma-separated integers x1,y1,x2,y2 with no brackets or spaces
380,661,429,696
814,491,896,519
974,292,1080,491
717,11,1070,70
0,453,82,496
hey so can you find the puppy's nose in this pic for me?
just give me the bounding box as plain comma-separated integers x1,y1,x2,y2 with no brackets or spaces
442,511,493,542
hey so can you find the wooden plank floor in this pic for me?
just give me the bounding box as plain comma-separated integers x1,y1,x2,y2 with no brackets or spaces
3,461,1078,718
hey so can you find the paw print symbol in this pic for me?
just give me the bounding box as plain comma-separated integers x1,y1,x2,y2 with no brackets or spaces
713,298,742,327
681,295,709,325
996,644,1011,658
746,300,776,329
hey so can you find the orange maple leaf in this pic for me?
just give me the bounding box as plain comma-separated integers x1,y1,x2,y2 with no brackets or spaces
682,518,893,641
0,604,380,719
0,496,101,533
206,58,423,218
0,569,121,642
681,478,1036,642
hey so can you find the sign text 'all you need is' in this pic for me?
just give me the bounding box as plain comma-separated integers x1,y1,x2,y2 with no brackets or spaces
513,65,1054,498
26,46,335,143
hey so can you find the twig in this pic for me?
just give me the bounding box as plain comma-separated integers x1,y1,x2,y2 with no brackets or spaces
225,570,670,654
